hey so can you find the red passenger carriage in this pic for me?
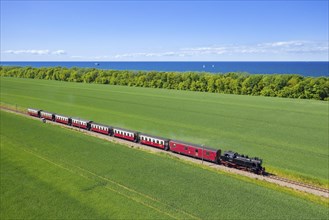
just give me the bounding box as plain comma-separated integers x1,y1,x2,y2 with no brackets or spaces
113,127,138,142
28,108,42,117
139,133,169,150
169,140,221,163
55,114,71,125
40,111,55,121
71,118,92,130
90,122,112,135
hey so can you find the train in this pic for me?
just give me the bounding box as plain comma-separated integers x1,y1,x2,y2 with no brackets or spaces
28,108,266,175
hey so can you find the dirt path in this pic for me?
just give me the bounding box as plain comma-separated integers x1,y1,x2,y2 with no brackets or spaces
1,106,328,198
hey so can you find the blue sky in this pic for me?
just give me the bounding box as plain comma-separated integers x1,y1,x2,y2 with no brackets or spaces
1,1,328,61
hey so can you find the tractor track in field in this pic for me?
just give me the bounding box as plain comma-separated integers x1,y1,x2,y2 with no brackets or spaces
1,106,328,198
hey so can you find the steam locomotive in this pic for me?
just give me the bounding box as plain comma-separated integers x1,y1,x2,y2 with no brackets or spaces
28,108,265,174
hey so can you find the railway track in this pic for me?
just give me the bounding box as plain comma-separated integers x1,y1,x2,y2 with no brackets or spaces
1,105,328,198
267,175,329,194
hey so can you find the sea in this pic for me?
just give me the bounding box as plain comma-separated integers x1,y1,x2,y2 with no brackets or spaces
1,61,328,77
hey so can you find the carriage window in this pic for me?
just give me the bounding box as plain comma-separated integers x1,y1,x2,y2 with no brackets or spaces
195,149,198,153
206,152,210,156
184,147,188,150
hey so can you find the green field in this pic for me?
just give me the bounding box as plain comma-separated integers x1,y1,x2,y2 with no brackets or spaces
1,77,328,186
1,111,328,219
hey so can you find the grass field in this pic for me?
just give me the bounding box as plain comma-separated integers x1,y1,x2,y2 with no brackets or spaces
1,77,328,186
1,110,328,219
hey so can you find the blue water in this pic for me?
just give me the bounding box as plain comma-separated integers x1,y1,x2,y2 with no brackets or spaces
1,61,328,77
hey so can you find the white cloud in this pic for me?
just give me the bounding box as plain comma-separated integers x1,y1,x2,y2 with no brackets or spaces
3,49,50,55
114,52,178,58
52,50,66,55
70,55,83,59
2,49,67,55
258,41,305,47
113,40,328,59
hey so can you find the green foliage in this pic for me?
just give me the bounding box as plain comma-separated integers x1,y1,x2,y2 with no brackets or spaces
1,66,328,100
1,77,328,186
1,111,328,219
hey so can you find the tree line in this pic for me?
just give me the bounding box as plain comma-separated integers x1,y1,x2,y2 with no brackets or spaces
1,66,328,100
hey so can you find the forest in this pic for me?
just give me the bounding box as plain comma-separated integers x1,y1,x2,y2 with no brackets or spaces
1,66,328,100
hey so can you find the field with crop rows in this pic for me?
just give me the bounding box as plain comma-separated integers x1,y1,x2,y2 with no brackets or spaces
1,77,328,186
1,111,328,219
